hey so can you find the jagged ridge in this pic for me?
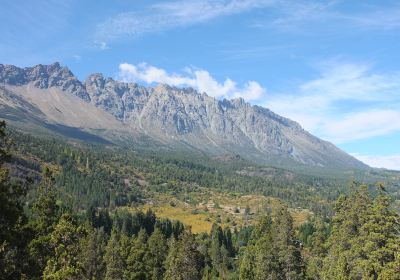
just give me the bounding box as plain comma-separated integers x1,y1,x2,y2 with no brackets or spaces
0,62,368,169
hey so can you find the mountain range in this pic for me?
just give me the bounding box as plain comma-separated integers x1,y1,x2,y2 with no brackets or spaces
0,62,367,170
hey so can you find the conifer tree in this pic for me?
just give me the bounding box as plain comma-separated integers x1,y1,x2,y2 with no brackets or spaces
209,224,224,277
273,206,304,280
305,218,328,279
321,185,400,279
125,228,148,280
164,230,203,280
145,228,168,280
239,210,304,280
239,245,256,280
0,121,30,279
80,227,107,280
42,213,87,280
28,167,60,278
104,231,125,280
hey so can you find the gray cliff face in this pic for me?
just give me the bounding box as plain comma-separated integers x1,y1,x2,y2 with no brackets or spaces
84,73,151,121
0,63,89,101
0,63,368,169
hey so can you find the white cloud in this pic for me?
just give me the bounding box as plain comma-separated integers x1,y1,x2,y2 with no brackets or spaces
351,154,400,171
118,62,266,101
265,61,400,143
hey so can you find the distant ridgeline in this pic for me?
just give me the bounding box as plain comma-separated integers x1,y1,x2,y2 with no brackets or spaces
0,62,368,173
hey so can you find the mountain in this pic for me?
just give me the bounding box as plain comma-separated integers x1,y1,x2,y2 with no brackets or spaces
0,62,367,170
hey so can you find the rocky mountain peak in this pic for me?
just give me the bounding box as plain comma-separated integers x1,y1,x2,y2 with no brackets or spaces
0,62,90,101
153,83,173,93
85,73,106,88
0,62,368,170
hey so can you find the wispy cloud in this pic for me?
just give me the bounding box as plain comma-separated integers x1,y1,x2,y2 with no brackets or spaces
118,62,266,101
264,60,400,143
251,2,400,32
266,1,335,30
351,153,400,171
95,41,109,50
347,6,400,30
95,0,400,50
73,54,81,62
218,44,295,61
322,110,400,143
95,1,400,47
95,0,277,44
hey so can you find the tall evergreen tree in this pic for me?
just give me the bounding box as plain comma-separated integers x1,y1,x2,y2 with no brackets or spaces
104,231,125,280
305,218,329,279
145,228,168,280
239,245,256,280
80,227,107,280
0,121,30,279
273,206,305,280
209,224,224,277
125,229,149,280
239,210,304,280
208,224,234,278
321,185,400,279
28,167,60,278
164,230,203,280
42,213,87,280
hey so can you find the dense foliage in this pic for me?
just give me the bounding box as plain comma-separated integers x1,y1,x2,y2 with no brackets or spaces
1,122,399,279
9,128,388,216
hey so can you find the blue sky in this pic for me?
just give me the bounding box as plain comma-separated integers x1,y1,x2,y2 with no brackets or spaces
1,0,400,169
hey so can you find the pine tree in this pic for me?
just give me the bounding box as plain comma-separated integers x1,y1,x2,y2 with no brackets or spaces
28,167,60,278
305,218,328,279
164,230,203,280
321,185,400,279
252,214,280,280
125,229,148,280
254,235,280,280
0,121,30,279
355,190,400,279
208,224,233,278
209,224,224,277
104,231,125,280
239,245,256,280
80,227,107,280
239,210,304,280
273,206,304,280
145,228,168,280
223,228,234,257
42,213,87,280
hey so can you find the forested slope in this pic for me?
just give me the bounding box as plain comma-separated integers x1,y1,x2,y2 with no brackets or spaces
1,121,400,279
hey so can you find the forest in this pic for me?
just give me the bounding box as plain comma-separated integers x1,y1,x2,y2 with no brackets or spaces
1,120,400,280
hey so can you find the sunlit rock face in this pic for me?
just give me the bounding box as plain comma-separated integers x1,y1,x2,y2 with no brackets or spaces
0,63,368,169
